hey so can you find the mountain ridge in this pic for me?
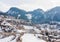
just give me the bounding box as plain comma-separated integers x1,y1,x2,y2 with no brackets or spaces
0,6,60,24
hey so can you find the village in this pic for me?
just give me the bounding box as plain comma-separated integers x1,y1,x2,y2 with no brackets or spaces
0,15,60,42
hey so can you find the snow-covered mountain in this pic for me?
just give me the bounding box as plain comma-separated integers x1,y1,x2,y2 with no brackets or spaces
0,6,60,24
6,7,28,20
27,9,44,24
45,7,60,22
0,11,7,15
6,7,45,24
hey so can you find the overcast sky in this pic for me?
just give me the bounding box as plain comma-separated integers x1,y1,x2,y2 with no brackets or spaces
0,0,60,12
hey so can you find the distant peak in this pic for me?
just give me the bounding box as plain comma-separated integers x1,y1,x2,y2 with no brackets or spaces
10,7,18,9
9,7,20,10
8,7,26,13
34,8,43,11
54,6,60,8
52,6,60,9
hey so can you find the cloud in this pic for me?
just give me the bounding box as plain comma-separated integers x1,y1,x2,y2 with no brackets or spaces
0,0,60,12
50,0,60,2
0,2,11,12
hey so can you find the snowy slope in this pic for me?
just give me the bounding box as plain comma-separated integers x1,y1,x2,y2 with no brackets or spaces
21,34,46,42
0,35,15,42
23,25,34,29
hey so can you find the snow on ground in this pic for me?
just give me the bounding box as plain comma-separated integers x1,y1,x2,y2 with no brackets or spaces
0,35,15,42
33,27,41,33
25,14,32,20
0,34,20,42
0,25,46,42
23,25,34,29
10,34,19,42
23,25,41,33
35,34,43,38
21,34,46,42
10,39,16,42
0,27,3,32
17,30,25,33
